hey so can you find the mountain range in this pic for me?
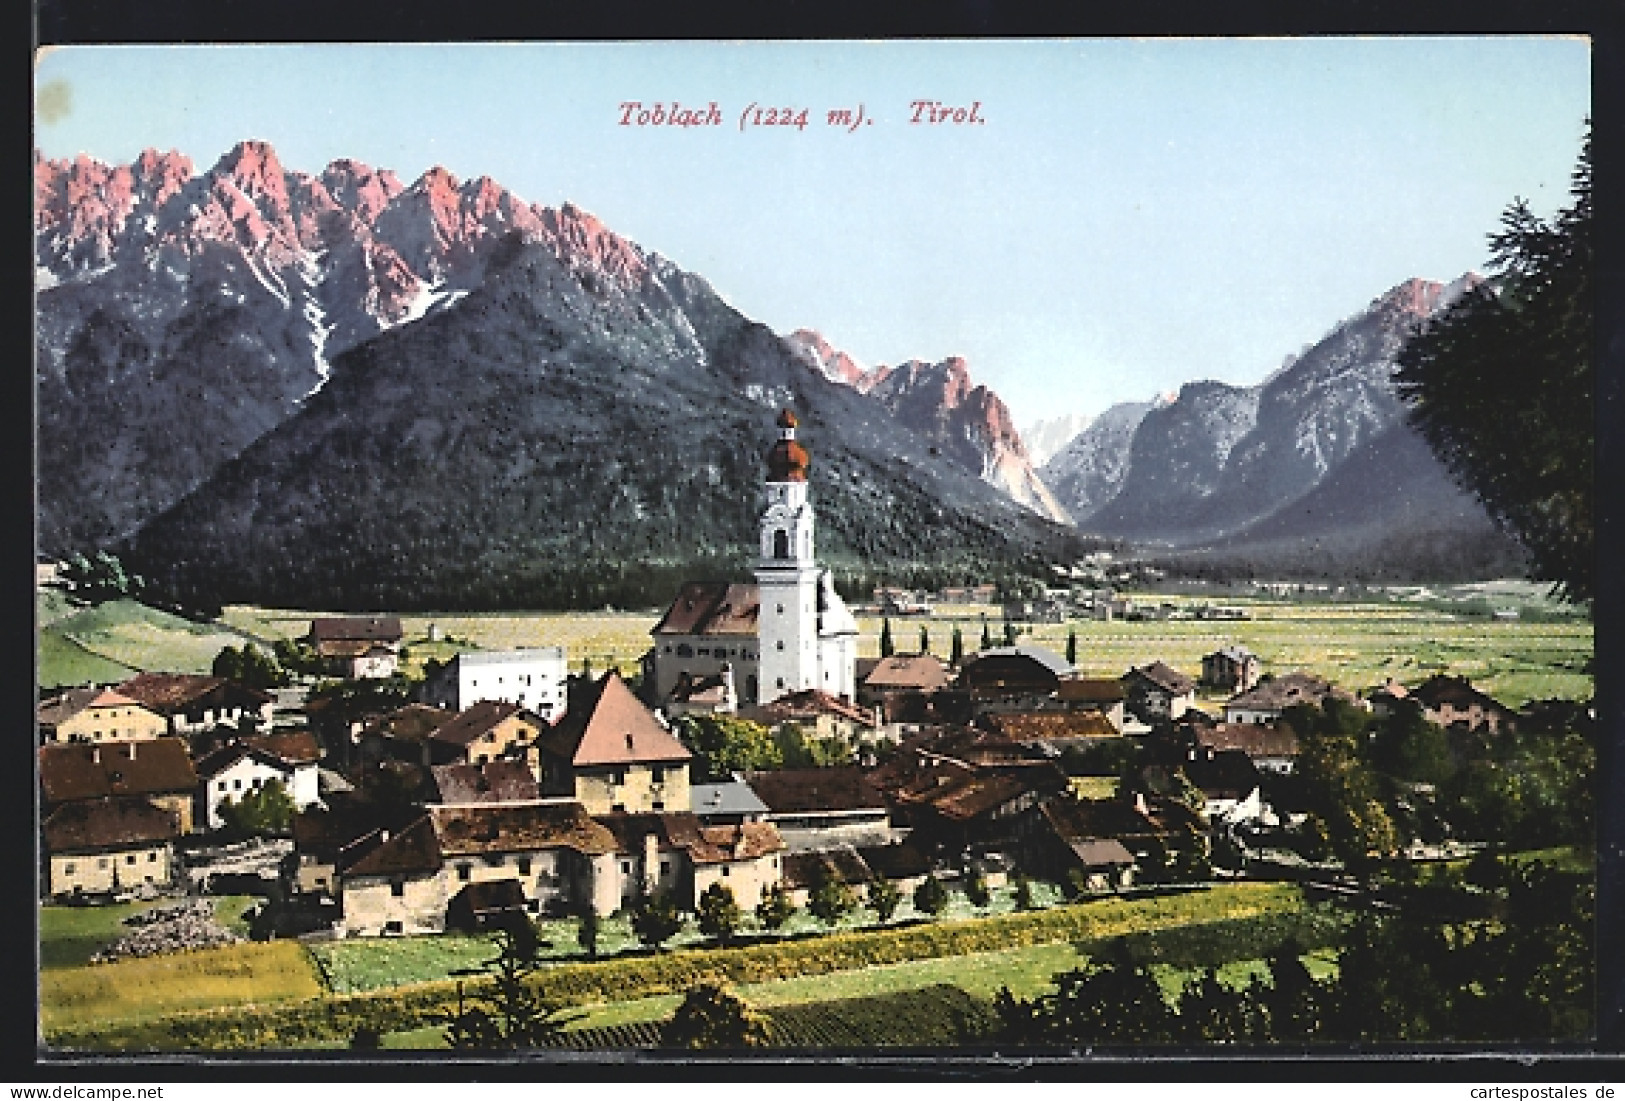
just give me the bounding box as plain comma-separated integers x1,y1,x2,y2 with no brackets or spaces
36,139,1522,608
35,141,1082,610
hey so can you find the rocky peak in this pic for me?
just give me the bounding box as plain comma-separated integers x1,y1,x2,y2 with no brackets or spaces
784,328,867,387
537,201,650,292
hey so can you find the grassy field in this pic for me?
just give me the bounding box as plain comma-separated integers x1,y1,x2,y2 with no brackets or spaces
38,596,253,688
40,940,324,1036
39,896,258,970
216,586,1591,707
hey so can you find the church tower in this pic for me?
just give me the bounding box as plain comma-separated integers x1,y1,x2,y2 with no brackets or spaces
755,409,821,705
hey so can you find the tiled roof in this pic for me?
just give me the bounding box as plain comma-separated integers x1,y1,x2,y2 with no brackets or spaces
652,582,760,638
1056,677,1126,704
743,689,873,726
984,711,1120,743
431,761,541,804
596,810,704,855
914,772,1030,821
314,639,398,659
862,654,951,692
429,699,533,748
963,646,1073,677
339,816,442,878
40,738,198,803
361,703,454,744
855,842,931,880
43,797,179,852
250,730,322,763
38,687,148,727
1196,724,1299,759
1126,661,1197,695
1225,672,1339,712
1068,838,1136,868
542,671,691,767
1412,674,1509,713
117,672,273,713
1040,795,1194,844
1208,646,1258,663
782,846,871,889
746,766,887,814
690,821,785,864
308,617,403,643
429,802,618,856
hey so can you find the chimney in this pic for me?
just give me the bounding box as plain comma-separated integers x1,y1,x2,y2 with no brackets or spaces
128,741,136,760
92,746,100,765
1134,791,1148,815
625,732,635,753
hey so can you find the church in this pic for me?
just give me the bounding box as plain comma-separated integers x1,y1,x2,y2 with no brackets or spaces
644,409,858,712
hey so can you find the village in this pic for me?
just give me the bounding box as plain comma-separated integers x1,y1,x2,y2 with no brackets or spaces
37,411,1564,969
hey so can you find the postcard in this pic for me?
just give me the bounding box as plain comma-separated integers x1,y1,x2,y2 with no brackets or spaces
31,37,1600,1069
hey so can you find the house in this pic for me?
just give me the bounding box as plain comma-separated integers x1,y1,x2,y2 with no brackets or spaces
1410,674,1517,734
1222,672,1348,725
689,779,771,825
1194,723,1300,775
291,802,419,898
740,688,878,754
597,811,786,911
1201,646,1262,694
744,766,893,850
1366,678,1411,719
1121,662,1197,724
958,646,1074,711
429,760,541,805
858,653,952,722
538,671,693,814
42,797,179,899
781,846,874,907
38,687,169,744
427,699,547,770
40,737,199,833
1178,747,1266,826
306,616,404,679
354,703,455,767
647,410,860,710
422,648,569,723
194,731,324,830
1023,794,1204,885
891,765,1065,857
336,802,622,936
116,673,275,737
1055,676,1128,731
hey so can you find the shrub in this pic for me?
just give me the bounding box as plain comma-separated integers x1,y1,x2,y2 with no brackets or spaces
914,875,950,916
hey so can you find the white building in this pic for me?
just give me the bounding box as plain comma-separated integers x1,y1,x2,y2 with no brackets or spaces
195,732,324,831
648,409,858,709
423,648,569,722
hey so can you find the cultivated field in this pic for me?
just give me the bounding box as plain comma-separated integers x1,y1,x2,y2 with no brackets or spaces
37,595,255,689
209,583,1593,708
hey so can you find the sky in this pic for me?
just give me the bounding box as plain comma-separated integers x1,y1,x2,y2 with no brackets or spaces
33,38,1590,427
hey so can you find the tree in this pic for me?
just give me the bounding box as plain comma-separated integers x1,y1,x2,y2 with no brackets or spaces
212,643,287,690
807,873,857,927
913,874,950,916
995,942,1177,1045
879,617,895,658
673,714,782,782
662,982,770,1049
754,883,795,932
577,909,600,960
60,550,144,604
918,624,931,654
980,620,993,651
950,626,964,667
441,924,575,1049
1012,872,1035,912
964,870,991,909
867,875,902,924
630,890,684,950
1066,628,1078,667
1396,126,1593,604
217,778,296,839
696,881,742,946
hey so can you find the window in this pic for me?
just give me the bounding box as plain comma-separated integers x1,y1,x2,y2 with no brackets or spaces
660,860,671,876
721,866,730,877
621,861,632,874
612,803,625,813
233,778,243,790
652,800,664,811
148,852,158,862
217,781,227,792
611,769,626,785
390,880,405,897
457,864,472,882
97,859,108,869
315,877,327,888
63,863,75,875
776,641,784,651
126,854,137,865
773,529,789,559
517,858,531,876
651,767,665,784
385,920,403,935
776,678,785,689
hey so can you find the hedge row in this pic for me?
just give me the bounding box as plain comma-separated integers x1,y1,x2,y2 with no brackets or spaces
46,882,1303,1051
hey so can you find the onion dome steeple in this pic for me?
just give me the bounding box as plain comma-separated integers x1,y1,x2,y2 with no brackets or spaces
766,408,810,482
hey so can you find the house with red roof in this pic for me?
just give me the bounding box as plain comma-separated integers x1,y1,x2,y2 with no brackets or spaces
538,671,693,814
42,796,180,899
38,687,169,744
116,672,275,736
194,731,324,830
305,616,404,679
